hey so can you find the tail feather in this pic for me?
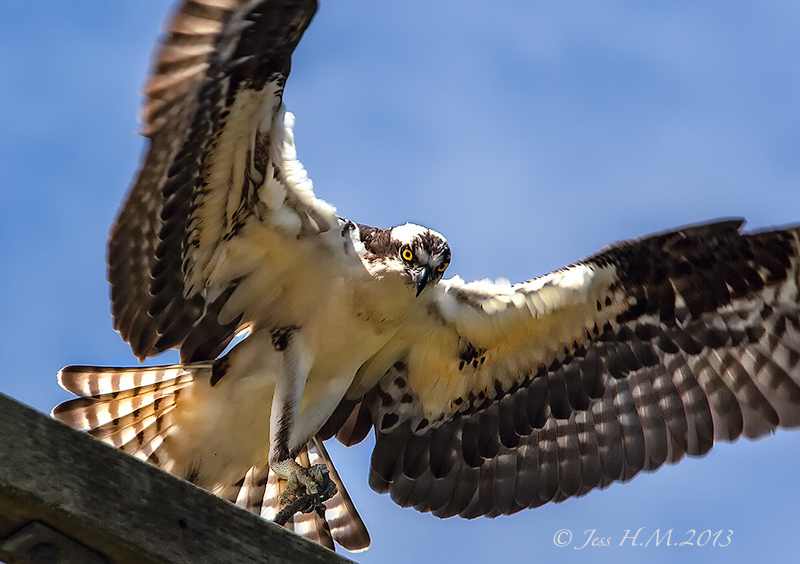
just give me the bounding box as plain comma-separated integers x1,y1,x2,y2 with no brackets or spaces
223,464,269,513
52,381,187,430
130,420,176,467
53,365,190,467
117,408,177,457
90,402,179,451
309,437,371,552
220,438,371,552
83,396,179,443
53,364,370,552
57,364,202,396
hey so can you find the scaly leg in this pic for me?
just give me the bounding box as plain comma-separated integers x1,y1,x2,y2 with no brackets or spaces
268,327,337,523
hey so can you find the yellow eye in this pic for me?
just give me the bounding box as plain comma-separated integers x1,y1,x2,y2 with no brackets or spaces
437,262,449,273
401,247,414,262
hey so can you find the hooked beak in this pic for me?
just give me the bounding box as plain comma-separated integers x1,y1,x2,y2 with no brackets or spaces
412,266,431,297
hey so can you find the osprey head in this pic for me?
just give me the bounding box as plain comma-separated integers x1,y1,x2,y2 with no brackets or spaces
357,222,451,296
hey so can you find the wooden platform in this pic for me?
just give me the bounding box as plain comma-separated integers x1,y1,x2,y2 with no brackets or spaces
0,393,353,564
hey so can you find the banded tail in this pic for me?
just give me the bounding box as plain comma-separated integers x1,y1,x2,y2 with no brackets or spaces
52,364,370,552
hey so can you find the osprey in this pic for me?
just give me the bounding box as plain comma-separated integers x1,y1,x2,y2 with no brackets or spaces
53,0,800,553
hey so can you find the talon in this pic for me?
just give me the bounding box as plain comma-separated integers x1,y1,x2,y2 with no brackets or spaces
271,459,338,525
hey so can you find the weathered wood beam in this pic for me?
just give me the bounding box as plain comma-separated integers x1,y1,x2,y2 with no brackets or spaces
0,393,354,564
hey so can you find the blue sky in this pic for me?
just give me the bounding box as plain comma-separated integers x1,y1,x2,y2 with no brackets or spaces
1,2,799,563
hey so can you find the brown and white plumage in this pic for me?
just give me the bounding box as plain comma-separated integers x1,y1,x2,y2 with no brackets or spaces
355,221,800,516
53,363,370,551
53,0,800,554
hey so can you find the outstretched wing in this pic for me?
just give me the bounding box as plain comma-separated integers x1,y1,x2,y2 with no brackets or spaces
109,0,332,363
342,220,800,517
